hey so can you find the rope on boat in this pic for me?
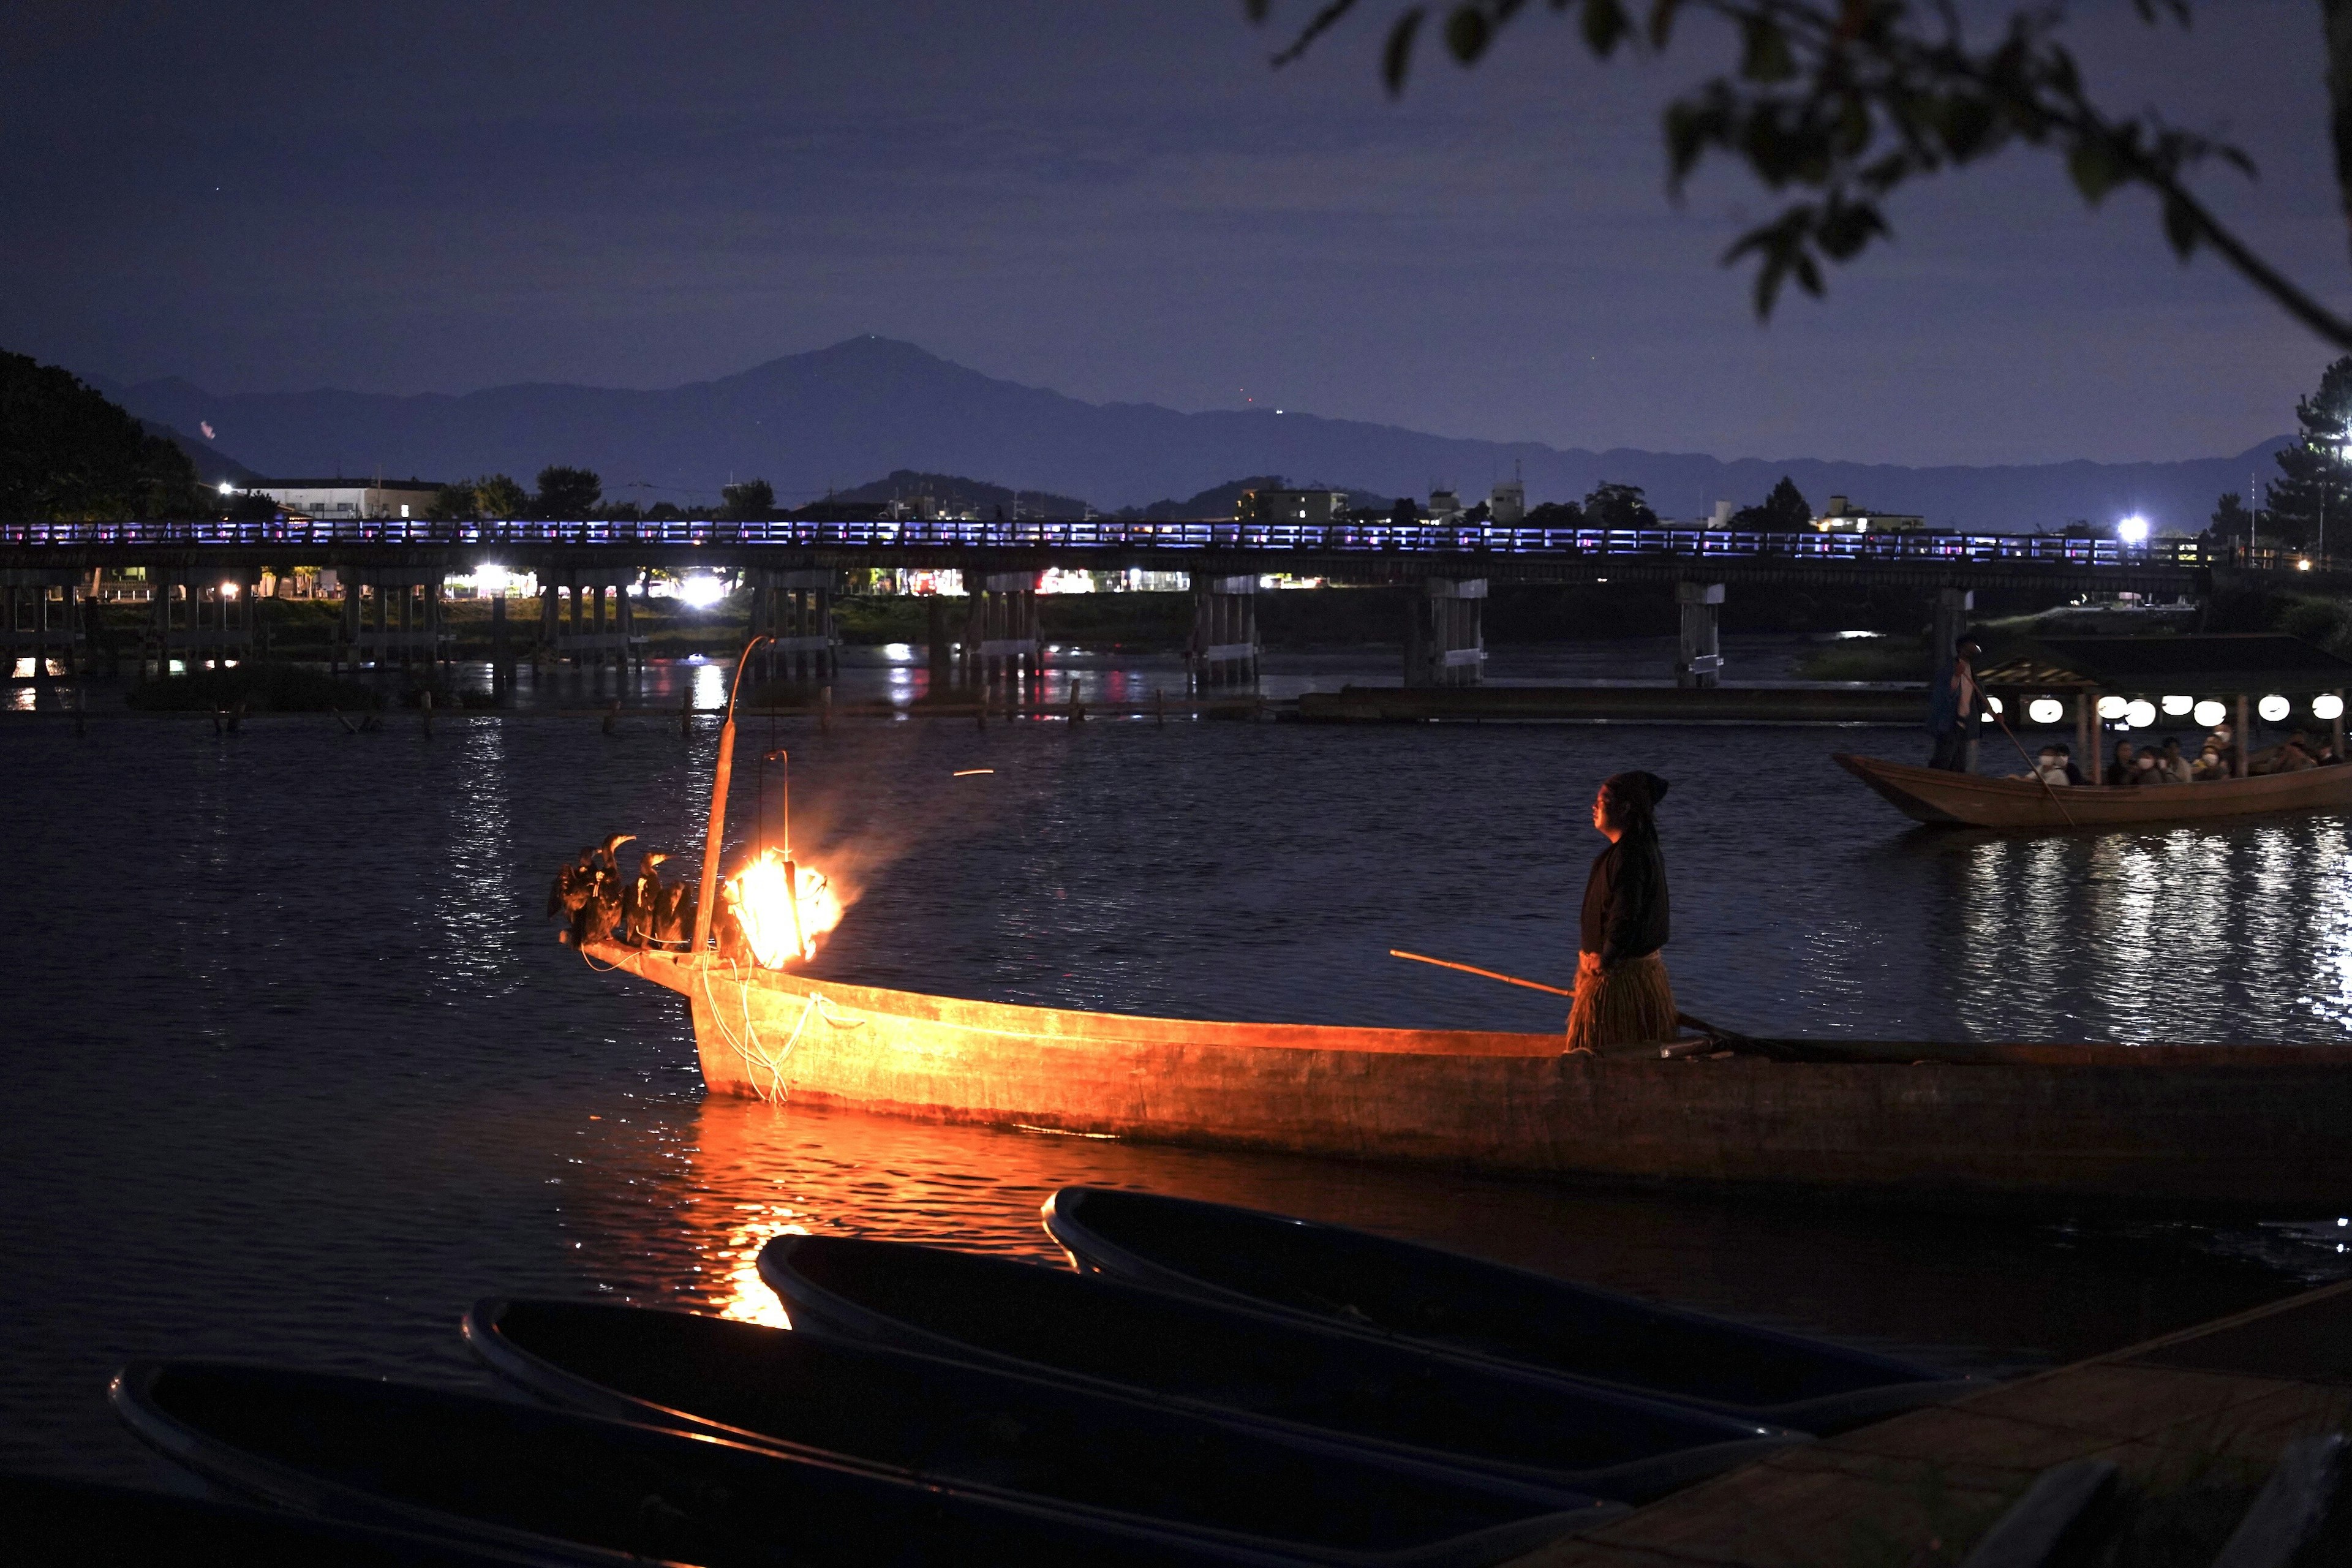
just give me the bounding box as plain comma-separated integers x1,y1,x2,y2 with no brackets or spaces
696,959,864,1104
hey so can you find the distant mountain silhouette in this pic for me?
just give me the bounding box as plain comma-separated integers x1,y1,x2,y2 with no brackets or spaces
829,469,1090,518
137,419,266,488
99,337,2287,532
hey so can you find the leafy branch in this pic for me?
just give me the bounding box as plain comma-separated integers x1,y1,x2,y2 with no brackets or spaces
1248,0,2352,351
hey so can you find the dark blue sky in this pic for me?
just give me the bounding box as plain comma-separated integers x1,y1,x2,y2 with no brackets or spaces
3,1,2340,467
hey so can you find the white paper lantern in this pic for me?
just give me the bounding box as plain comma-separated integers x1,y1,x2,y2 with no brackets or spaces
2161,695,2193,716
2260,694,2292,722
2097,695,2128,720
2316,693,2345,721
2193,700,2226,728
2124,699,2157,728
2027,698,2064,725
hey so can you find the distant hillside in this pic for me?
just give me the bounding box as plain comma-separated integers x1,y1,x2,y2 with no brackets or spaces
830,468,1090,518
97,337,2290,532
139,420,266,487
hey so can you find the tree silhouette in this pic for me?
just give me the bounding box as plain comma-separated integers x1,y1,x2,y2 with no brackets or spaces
1250,1,2352,350
533,466,603,519
1732,475,1811,530
2266,357,2352,550
0,350,197,521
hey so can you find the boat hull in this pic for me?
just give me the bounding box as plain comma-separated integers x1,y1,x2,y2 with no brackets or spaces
1834,751,2352,828
594,945,2352,1215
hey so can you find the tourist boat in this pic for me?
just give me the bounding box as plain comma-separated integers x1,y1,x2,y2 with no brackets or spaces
755,1235,1798,1502
586,941,2352,1214
465,1297,1623,1566
1833,751,2352,828
113,1360,1297,1568
1040,1186,1973,1433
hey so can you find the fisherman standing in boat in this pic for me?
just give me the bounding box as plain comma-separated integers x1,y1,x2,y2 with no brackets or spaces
1925,632,1983,772
1565,772,1677,1054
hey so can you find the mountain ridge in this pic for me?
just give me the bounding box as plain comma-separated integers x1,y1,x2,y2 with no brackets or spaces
93,337,2289,531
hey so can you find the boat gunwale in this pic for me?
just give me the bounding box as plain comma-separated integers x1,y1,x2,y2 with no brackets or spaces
1833,750,2352,828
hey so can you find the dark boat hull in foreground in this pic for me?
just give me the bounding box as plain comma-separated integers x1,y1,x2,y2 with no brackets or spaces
755,1235,1800,1502
111,1361,1300,1568
1042,1186,1973,1434
0,1471,570,1568
467,1297,1620,1568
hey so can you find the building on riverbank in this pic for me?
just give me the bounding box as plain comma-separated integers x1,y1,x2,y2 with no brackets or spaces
255,478,443,521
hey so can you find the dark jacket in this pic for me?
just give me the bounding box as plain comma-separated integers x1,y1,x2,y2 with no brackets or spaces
1580,833,1670,967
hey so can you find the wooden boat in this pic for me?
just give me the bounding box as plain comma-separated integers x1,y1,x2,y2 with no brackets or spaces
1834,751,2352,828
590,942,2352,1213
755,1235,1801,1502
1041,1186,1974,1434
111,1360,1300,1568
466,1297,1622,1567
0,1471,570,1568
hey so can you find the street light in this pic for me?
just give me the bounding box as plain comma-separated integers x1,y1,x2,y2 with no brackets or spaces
2117,514,2150,545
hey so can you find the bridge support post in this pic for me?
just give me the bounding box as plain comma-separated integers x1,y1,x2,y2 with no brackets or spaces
1406,578,1485,688
1675,581,1724,689
1930,587,1975,763
491,594,510,703
1190,574,1259,692
964,571,1039,695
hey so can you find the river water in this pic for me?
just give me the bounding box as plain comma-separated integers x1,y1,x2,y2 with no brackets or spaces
8,636,2352,1484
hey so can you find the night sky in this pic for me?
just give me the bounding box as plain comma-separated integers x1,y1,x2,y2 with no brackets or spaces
4,0,2340,468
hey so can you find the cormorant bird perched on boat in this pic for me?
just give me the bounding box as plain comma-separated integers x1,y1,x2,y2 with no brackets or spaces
626,853,668,948
1564,772,1675,1055
656,873,691,948
548,848,594,938
583,835,633,946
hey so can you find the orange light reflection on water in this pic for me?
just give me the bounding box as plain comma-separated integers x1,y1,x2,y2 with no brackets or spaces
713,1205,806,1328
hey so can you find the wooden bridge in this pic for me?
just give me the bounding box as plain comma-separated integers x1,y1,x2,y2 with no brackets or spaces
1,516,2324,692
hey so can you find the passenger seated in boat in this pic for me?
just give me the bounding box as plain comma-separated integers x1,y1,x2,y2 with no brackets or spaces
1564,771,1677,1055
2011,747,2071,785
2192,742,2231,781
2149,738,2193,785
2104,740,2138,786
2274,733,2319,773
2051,743,2086,784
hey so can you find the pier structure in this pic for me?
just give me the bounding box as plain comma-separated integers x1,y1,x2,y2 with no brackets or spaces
539,570,646,672
1190,573,1259,690
145,565,264,675
337,566,451,673
961,570,1040,690
743,568,839,685
1675,580,1724,689
1,569,90,679
1404,576,1486,689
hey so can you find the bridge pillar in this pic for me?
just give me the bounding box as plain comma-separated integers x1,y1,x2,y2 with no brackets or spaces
1406,578,1485,689
1929,587,1975,759
1,571,86,687
962,571,1039,692
1190,574,1259,691
745,569,839,687
1675,581,1724,689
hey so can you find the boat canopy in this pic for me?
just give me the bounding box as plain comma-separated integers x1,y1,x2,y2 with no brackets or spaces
1974,634,2352,696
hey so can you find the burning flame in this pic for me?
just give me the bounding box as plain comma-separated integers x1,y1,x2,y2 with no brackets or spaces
725,848,843,968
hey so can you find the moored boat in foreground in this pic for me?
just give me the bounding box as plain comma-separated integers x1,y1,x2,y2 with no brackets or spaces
590,941,2352,1214
466,1297,1623,1567
756,1234,1800,1502
113,1360,1298,1568
1041,1186,1973,1433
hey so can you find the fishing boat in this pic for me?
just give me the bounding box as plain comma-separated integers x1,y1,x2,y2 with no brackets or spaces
1833,750,2352,827
111,1360,1300,1568
755,1234,1800,1502
466,1297,1623,1567
1041,1186,1973,1433
581,636,2352,1215
589,940,2352,1213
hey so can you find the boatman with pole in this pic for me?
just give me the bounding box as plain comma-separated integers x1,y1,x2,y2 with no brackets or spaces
1926,631,1983,772
1564,772,1678,1054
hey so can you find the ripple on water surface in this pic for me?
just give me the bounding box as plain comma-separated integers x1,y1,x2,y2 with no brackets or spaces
7,657,2352,1480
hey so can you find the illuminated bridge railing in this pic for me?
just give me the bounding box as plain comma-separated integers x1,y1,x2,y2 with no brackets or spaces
0,518,2255,569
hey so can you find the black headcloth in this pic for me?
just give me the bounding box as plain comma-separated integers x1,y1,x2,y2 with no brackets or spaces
1601,771,1670,829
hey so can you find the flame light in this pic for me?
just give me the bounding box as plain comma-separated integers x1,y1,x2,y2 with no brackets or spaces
726,848,843,968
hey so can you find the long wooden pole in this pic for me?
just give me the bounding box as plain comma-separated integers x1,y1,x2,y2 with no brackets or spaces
1389,949,1574,997
695,635,772,956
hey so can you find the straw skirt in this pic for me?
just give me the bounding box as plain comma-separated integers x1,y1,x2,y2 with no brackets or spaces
1563,950,1677,1053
